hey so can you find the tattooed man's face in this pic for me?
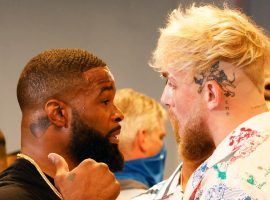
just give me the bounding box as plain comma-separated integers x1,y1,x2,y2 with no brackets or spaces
161,68,201,135
161,67,215,161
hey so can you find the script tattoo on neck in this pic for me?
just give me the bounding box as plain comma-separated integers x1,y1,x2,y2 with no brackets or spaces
194,61,236,97
29,117,51,138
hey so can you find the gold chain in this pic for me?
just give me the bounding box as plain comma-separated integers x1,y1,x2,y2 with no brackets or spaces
17,153,63,200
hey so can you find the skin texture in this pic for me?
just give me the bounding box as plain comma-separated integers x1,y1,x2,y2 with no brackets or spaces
72,67,123,139
167,107,214,191
161,61,267,145
48,153,120,200
122,126,166,161
21,66,124,200
143,127,166,157
161,61,268,191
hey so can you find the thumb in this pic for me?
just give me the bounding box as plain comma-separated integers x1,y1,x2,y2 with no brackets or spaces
48,153,69,177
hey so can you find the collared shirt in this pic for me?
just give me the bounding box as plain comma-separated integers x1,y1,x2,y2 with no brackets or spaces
117,179,148,200
184,112,270,200
133,164,183,200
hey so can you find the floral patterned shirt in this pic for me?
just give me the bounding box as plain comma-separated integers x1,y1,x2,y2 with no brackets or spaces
184,112,270,200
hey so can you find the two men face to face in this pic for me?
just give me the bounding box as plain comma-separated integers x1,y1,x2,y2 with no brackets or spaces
69,63,214,169
66,65,167,171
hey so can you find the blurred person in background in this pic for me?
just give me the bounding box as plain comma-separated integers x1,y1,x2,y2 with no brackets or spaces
113,88,167,200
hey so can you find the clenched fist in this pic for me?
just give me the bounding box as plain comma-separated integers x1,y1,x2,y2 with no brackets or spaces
48,153,120,200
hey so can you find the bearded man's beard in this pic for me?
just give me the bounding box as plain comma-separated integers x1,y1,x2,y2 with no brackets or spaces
179,115,215,163
68,113,124,172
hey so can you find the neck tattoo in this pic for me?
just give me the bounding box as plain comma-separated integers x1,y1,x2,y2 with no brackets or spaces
17,153,63,200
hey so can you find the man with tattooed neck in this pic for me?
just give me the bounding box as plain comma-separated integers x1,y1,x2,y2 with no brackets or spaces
0,48,124,200
144,4,270,200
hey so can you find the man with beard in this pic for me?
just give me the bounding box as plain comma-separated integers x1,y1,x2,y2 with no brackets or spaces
149,4,270,200
0,48,124,200
133,109,215,200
